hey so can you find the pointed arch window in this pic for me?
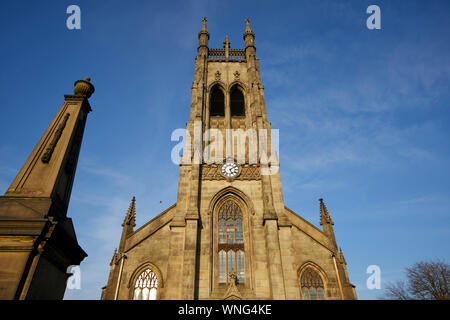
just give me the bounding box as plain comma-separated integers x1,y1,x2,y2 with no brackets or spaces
133,268,158,300
230,86,245,116
218,200,244,283
210,85,225,117
300,267,325,300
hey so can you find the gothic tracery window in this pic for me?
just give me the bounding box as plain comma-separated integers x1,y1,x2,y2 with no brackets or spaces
218,200,244,283
133,268,158,300
300,267,325,300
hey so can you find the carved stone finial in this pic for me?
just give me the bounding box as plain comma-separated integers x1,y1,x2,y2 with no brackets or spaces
223,269,242,300
198,17,210,43
319,198,334,226
243,17,255,44
200,17,208,33
229,270,237,283
73,76,95,98
245,17,253,33
123,196,136,228
223,35,230,48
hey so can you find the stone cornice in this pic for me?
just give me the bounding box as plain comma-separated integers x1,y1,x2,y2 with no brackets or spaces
0,218,48,236
64,94,92,113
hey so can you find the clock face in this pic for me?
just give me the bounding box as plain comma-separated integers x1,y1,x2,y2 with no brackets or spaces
221,162,240,178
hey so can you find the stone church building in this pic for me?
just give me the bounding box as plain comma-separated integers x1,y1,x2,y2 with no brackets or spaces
101,19,357,300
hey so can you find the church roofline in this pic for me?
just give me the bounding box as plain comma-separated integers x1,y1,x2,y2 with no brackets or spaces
284,206,336,253
129,202,176,236
284,206,324,234
122,203,177,252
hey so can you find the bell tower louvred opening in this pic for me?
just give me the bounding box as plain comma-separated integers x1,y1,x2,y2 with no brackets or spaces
230,86,245,117
210,85,225,117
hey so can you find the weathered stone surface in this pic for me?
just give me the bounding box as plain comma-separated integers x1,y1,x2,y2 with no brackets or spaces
0,78,92,299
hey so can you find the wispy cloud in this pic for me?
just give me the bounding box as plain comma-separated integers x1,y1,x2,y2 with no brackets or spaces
282,144,359,172
397,194,450,205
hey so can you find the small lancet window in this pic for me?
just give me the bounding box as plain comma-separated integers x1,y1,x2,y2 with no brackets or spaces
300,267,325,300
133,268,158,300
230,87,245,116
218,200,244,283
210,85,225,117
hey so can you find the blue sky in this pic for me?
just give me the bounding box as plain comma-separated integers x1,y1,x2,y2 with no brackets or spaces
0,1,449,300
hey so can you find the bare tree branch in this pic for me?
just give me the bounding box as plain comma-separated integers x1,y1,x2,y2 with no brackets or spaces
382,280,412,300
382,259,449,300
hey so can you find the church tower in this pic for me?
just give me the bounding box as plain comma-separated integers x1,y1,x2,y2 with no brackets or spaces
0,78,93,299
101,19,357,300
